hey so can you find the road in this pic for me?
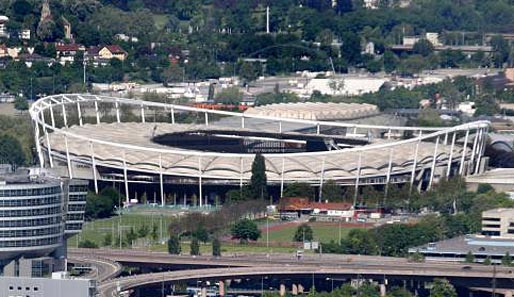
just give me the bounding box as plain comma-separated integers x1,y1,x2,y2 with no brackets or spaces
99,264,513,297
70,248,514,296
68,255,122,282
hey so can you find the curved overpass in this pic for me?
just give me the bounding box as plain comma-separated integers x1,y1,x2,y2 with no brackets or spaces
68,255,122,282
69,249,514,296
99,263,514,297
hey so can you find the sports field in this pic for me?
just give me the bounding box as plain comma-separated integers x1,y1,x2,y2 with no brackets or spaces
69,212,368,254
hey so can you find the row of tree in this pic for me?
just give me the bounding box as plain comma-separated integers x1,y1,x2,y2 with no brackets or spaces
322,181,514,257
263,278,457,297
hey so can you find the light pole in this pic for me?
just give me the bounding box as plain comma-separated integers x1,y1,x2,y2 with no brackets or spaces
326,278,334,292
338,219,342,243
83,60,87,92
266,214,269,250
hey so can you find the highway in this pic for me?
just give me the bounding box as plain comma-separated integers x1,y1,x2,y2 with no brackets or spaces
98,264,513,297
69,248,514,296
68,254,122,282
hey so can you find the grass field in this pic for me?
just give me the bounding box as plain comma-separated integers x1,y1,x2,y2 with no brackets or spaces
70,212,364,254
150,242,300,254
68,213,173,248
259,223,357,244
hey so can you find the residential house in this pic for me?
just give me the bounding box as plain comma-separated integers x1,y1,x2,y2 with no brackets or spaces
114,34,138,43
55,43,85,65
0,16,8,38
18,29,30,40
87,45,128,66
0,45,21,60
0,44,7,58
279,197,354,220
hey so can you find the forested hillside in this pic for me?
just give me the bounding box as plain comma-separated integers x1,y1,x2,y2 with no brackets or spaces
0,0,514,100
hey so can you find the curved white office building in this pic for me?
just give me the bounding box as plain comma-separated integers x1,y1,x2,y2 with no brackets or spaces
0,169,87,276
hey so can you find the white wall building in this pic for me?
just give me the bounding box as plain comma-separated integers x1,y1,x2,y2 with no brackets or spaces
292,78,386,97
0,16,8,38
458,101,476,116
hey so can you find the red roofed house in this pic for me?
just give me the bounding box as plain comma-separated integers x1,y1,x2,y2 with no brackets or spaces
279,197,354,220
55,42,85,65
89,45,127,61
86,45,128,66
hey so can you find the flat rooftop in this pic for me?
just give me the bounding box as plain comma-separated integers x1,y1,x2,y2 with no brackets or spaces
0,168,57,185
410,235,514,257
483,208,514,217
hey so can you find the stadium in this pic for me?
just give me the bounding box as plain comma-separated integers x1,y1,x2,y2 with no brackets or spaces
29,94,489,206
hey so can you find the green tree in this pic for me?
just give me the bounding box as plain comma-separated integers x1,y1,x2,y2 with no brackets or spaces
167,235,181,254
476,184,494,194
417,109,444,127
429,279,457,297
502,252,512,266
14,97,29,113
78,239,99,249
215,87,244,104
126,227,138,246
335,0,353,14
321,180,342,202
359,282,380,297
192,226,209,243
248,153,268,200
140,192,148,204
340,32,362,65
85,187,123,220
293,224,314,242
284,182,314,200
212,238,221,257
226,189,246,202
408,251,425,263
151,224,159,243
137,224,150,238
387,287,413,297
0,135,26,167
383,51,399,73
465,251,475,263
413,39,435,57
192,194,198,207
398,55,425,76
190,238,200,255
239,62,258,83
231,219,261,243
483,256,492,265
103,233,112,247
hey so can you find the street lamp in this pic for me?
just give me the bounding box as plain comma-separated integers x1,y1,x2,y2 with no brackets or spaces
326,277,334,291
338,219,342,243
266,213,269,250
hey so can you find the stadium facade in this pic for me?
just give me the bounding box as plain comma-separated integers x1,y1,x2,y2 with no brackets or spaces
30,94,489,206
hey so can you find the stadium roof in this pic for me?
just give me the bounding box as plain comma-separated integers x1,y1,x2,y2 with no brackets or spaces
245,102,379,121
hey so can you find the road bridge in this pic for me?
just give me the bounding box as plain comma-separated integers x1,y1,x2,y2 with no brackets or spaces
99,265,514,297
69,249,514,296
68,255,122,282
